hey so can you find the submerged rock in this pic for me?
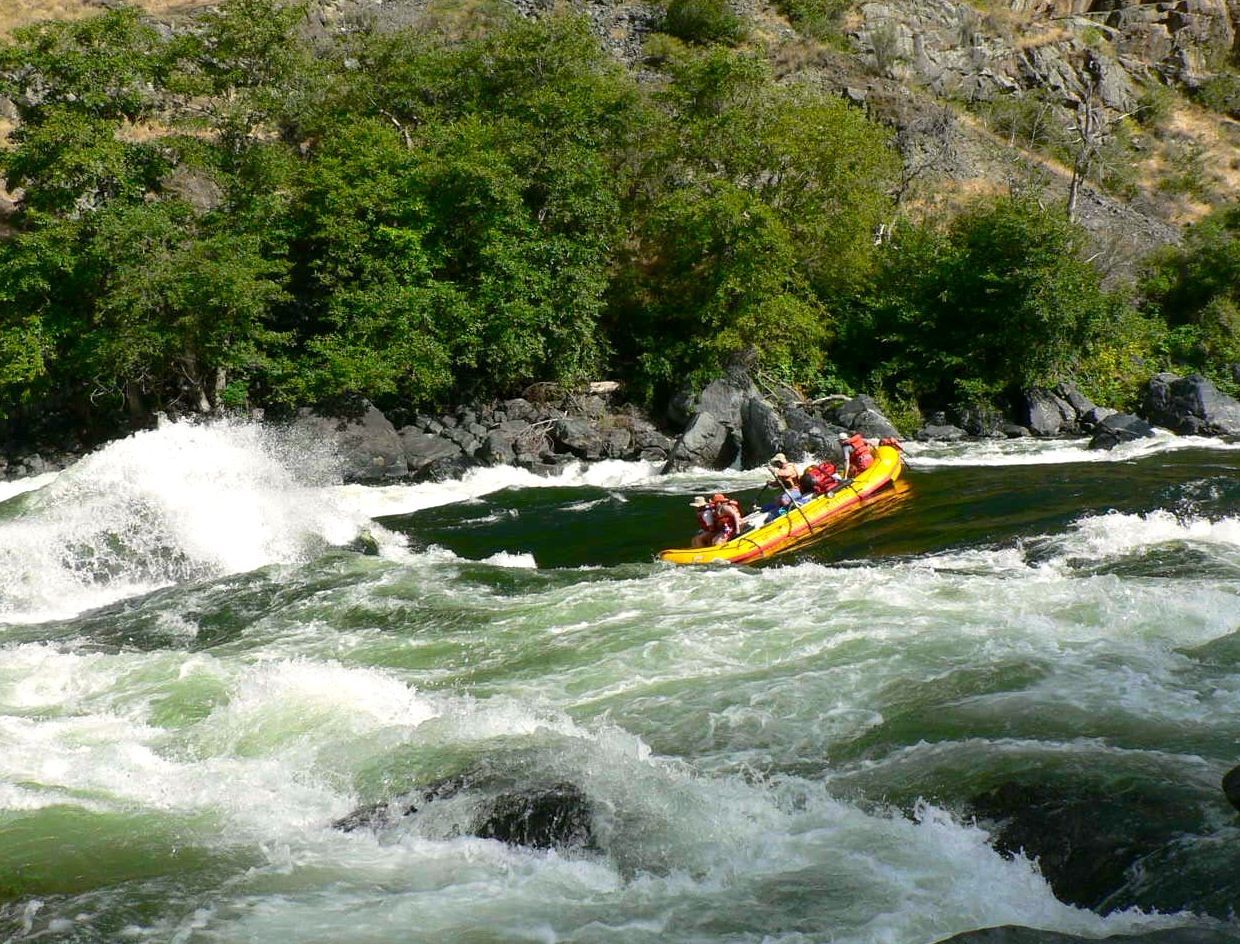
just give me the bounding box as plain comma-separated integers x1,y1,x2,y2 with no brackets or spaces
1224,765,1240,813
334,778,595,851
938,926,1238,944
968,778,1198,912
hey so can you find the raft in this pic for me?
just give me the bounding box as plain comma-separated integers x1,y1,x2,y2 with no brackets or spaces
658,444,906,565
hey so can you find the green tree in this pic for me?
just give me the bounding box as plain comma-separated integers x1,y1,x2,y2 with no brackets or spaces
855,197,1118,405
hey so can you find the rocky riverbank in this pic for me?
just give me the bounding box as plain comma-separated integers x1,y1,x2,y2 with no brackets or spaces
4,370,1239,485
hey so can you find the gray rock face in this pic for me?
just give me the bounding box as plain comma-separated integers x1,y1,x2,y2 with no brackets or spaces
296,404,408,483
1023,388,1078,437
824,395,901,440
741,397,786,469
1088,412,1157,450
696,377,753,431
399,428,464,475
1143,373,1240,436
665,411,736,471
1080,405,1118,429
915,423,967,441
1054,382,1097,419
480,430,517,465
553,417,606,460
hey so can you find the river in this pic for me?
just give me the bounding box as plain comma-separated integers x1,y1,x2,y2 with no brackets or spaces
1,420,1237,943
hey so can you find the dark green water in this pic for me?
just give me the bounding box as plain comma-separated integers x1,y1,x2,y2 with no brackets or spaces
0,423,1237,943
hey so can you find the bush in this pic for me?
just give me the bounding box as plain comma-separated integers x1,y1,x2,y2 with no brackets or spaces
774,0,852,44
661,0,745,46
1194,72,1240,119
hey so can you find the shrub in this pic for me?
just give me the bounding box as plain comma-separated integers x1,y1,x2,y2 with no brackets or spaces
661,0,745,46
1194,71,1240,118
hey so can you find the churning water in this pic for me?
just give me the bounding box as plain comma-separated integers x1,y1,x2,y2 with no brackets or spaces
1,421,1238,943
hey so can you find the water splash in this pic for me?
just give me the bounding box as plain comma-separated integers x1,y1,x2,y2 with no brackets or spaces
0,419,393,625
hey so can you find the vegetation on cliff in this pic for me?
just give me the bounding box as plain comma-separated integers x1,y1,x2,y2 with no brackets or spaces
0,0,1236,445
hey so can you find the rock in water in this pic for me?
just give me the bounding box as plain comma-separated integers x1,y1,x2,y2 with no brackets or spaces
1224,765,1240,813
938,927,1239,944
473,783,594,849
332,778,595,851
1088,413,1157,450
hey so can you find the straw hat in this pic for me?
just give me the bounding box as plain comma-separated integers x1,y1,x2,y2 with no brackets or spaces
768,453,787,466
690,496,708,508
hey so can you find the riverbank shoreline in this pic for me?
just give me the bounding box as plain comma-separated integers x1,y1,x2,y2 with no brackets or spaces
4,370,1239,486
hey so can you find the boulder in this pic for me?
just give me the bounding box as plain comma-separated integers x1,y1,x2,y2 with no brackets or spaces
1089,413,1157,451
741,397,786,469
630,419,675,457
601,426,633,459
1224,764,1240,813
1143,373,1240,437
419,454,478,482
480,431,516,465
1022,387,1077,437
696,377,753,431
1080,405,1118,429
334,778,594,851
823,395,900,440
1001,423,1031,438
295,404,408,483
967,778,1200,912
502,398,538,422
1054,381,1097,418
398,428,463,475
553,417,605,460
915,424,966,442
664,411,736,471
952,401,1004,437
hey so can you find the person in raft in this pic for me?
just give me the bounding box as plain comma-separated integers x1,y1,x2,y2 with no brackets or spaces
800,460,843,495
838,431,875,478
689,495,715,548
758,453,807,521
691,492,744,546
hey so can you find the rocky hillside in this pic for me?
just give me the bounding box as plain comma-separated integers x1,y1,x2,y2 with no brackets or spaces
3,0,1239,268
364,0,1240,272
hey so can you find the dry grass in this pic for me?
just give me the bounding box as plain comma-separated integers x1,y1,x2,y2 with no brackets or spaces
0,0,203,37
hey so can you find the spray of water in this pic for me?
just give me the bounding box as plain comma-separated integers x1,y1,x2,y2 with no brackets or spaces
0,419,393,625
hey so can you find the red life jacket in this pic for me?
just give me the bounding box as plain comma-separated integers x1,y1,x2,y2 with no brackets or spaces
711,498,742,534
801,464,838,494
844,434,874,471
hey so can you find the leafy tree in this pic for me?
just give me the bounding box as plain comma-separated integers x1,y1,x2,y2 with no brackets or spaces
1140,203,1240,378
854,198,1118,406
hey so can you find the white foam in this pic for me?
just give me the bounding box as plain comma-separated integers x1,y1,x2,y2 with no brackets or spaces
1048,509,1240,560
0,471,60,504
0,420,394,625
479,551,538,569
904,430,1240,468
335,460,664,519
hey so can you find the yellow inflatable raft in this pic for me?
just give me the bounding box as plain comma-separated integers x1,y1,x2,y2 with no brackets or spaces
658,444,906,565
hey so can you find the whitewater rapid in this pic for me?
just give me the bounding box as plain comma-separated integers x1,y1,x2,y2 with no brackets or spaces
2,420,1238,943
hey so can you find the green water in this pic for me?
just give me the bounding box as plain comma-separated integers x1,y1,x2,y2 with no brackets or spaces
0,424,1237,943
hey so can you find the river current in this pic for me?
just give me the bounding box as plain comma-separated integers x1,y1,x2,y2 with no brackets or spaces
0,420,1237,943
